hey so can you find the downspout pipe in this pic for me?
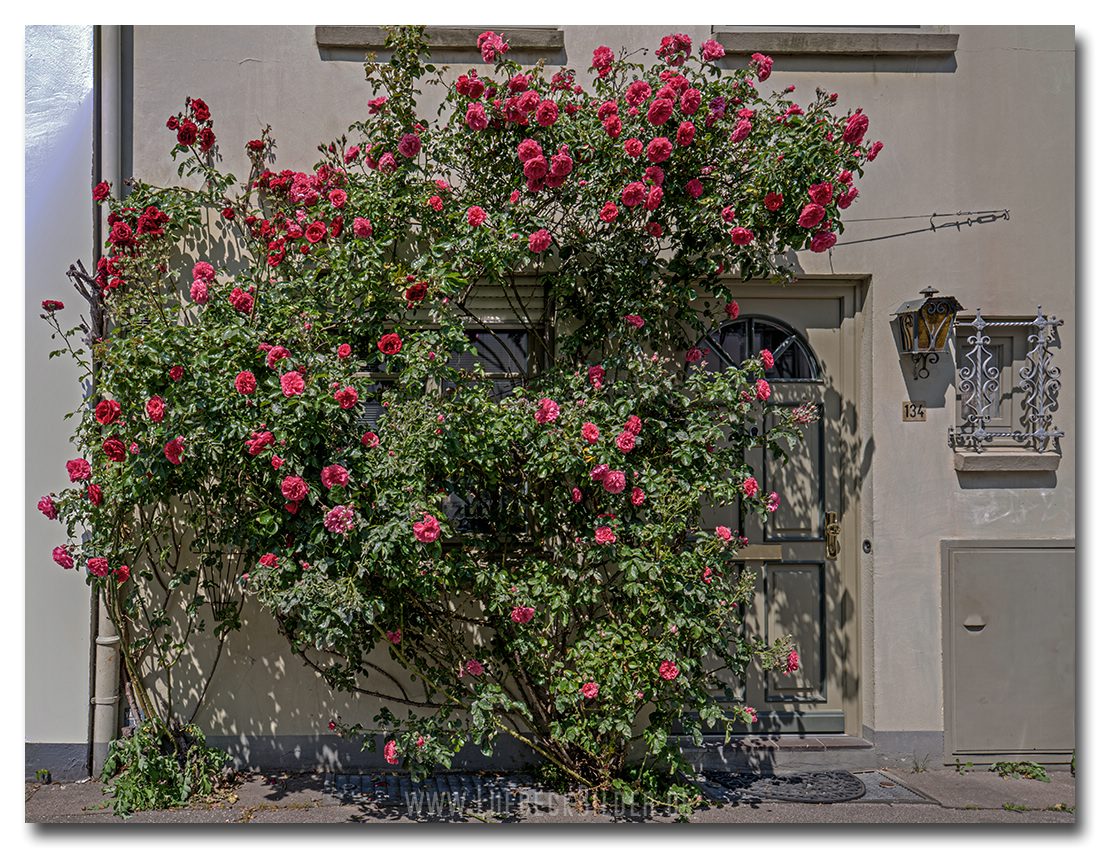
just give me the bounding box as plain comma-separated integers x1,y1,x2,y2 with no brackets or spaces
89,24,123,777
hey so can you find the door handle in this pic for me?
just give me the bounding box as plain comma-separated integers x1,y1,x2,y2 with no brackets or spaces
825,511,840,560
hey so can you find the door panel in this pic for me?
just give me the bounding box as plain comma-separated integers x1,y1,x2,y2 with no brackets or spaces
696,285,862,736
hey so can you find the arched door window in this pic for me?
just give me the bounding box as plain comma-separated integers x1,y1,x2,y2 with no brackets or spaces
697,316,820,382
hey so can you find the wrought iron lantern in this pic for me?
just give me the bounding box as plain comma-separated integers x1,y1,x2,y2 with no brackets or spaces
892,287,964,379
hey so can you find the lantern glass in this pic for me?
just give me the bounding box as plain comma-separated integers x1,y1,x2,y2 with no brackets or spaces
893,289,963,355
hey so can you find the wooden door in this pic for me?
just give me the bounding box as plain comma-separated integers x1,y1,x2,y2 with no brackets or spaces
699,284,863,736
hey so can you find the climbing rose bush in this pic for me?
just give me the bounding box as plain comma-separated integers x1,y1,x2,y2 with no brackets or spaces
38,26,878,798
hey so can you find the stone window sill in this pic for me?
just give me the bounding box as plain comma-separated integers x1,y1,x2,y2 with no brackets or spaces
712,29,958,57
953,451,1061,472
315,26,564,52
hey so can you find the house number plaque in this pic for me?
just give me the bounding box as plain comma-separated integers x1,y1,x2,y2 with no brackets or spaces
902,401,927,422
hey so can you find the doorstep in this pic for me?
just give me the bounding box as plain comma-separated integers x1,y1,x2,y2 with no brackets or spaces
677,734,879,773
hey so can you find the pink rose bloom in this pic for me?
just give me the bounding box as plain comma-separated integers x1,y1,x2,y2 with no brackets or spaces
725,301,740,320
797,203,827,229
337,343,352,359
52,546,74,570
631,487,646,506
192,261,215,284
592,45,614,76
163,437,185,466
235,371,257,395
647,98,674,126
764,192,784,211
785,649,800,675
397,133,421,158
624,138,643,157
352,217,373,238
528,229,552,253
745,706,758,723
685,179,705,202
517,139,543,162
590,464,610,481
386,630,402,645
701,39,726,61
281,371,305,397
715,525,733,542
867,140,884,161
808,182,834,206
625,415,643,435
259,553,278,569
680,87,702,115
837,186,859,209
594,526,616,545
228,287,254,315
624,314,645,329
646,137,673,164
615,431,636,453
571,487,583,503
466,205,487,227
477,30,508,63
37,496,58,520
730,227,754,246
464,658,485,677
281,475,309,502
756,379,772,401
320,464,349,490
465,102,488,131
245,430,274,456
534,397,560,425
580,681,599,699
759,349,776,370
581,422,600,444
361,431,380,448
510,606,535,624
190,279,209,304
378,152,397,173
729,118,752,144
383,739,399,766
328,189,347,208
658,661,680,681
625,80,652,106
588,365,606,389
549,149,573,178
751,52,774,81
599,202,619,223
535,99,559,127
621,181,646,207
685,346,703,364
810,231,838,253
87,557,110,578
843,111,869,146
266,345,290,368
602,470,626,494
324,505,356,535
334,385,359,409
413,512,441,543
767,491,781,513
644,185,664,211
742,476,760,498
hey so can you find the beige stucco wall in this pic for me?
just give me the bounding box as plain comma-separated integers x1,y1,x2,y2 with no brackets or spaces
111,25,1077,748
25,25,96,765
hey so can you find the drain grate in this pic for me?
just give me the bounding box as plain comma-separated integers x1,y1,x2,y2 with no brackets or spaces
852,771,935,804
703,770,867,804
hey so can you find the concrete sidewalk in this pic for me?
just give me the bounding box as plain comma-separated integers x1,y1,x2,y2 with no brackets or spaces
25,768,1076,825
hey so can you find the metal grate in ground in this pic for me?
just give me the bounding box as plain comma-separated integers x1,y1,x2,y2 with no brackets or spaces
851,771,936,804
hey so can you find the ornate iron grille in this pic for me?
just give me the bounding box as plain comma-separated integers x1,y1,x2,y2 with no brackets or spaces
948,307,1064,453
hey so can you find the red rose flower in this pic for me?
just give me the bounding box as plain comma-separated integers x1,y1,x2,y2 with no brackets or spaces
103,437,127,462
334,386,359,409
466,205,487,227
176,120,198,146
37,496,58,520
378,333,403,356
87,557,110,578
92,181,111,202
259,553,279,569
528,229,552,253
594,526,617,545
764,192,784,212
658,660,680,681
66,458,91,482
281,476,308,502
95,399,121,426
145,395,166,423
228,287,254,315
280,371,305,397
305,221,327,244
235,371,257,395
164,437,185,465
41,299,65,312
115,565,130,584
729,227,755,245
361,431,380,448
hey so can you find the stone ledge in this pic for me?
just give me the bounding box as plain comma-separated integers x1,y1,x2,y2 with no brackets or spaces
316,26,564,52
953,451,1061,472
714,30,959,57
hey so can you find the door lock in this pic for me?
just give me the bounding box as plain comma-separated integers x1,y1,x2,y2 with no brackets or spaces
825,511,841,560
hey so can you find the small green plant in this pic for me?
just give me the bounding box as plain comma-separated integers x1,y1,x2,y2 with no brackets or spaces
34,768,51,784
953,758,974,774
100,720,233,818
911,752,931,773
1003,802,1031,812
992,761,1050,782
1047,803,1074,814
